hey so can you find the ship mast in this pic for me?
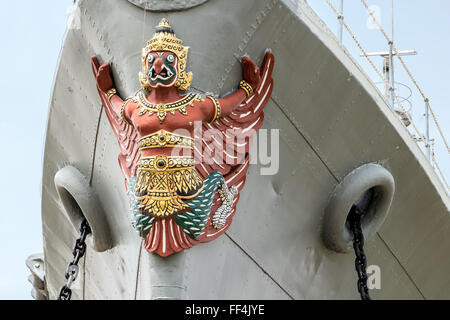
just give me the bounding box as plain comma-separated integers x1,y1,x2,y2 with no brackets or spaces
359,1,429,143
362,0,416,106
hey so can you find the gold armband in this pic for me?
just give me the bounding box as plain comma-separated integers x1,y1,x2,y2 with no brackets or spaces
120,99,131,125
239,80,253,97
106,88,117,101
206,93,221,124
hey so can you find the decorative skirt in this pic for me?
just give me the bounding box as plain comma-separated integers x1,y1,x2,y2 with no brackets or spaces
134,156,204,217
128,169,227,255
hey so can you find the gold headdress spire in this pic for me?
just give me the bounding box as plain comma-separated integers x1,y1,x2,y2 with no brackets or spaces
157,18,172,29
139,18,192,92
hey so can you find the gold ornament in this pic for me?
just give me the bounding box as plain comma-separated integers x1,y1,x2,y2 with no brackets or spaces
106,88,117,101
135,155,204,217
136,91,202,122
239,80,254,97
138,129,194,150
120,99,132,125
206,93,221,124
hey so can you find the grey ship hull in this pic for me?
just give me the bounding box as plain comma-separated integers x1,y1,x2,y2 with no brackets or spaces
38,0,450,299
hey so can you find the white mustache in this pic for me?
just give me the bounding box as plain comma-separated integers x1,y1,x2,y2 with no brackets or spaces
149,64,174,81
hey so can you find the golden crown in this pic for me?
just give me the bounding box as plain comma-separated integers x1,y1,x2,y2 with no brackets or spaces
139,18,192,91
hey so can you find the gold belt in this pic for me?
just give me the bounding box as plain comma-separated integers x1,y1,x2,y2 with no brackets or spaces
138,129,194,151
135,156,204,217
138,155,195,172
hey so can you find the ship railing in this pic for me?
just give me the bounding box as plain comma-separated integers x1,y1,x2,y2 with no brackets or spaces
310,0,450,194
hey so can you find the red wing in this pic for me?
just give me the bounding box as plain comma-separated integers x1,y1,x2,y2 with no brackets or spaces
194,51,275,242
91,58,140,188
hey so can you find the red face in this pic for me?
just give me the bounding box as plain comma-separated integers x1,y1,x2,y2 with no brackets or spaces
146,51,178,88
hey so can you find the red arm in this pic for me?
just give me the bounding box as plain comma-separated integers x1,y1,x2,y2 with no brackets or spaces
91,56,140,180
217,89,248,118
201,53,267,121
91,57,125,114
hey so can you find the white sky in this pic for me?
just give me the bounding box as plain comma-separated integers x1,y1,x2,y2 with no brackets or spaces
0,0,73,299
0,0,448,299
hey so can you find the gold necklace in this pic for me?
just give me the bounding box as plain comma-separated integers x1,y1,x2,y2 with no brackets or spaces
136,91,203,122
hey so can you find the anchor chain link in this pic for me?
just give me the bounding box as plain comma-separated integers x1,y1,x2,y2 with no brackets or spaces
58,219,91,300
348,206,371,300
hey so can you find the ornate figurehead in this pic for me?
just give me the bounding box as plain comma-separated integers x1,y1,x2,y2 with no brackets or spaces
91,16,275,257
139,18,193,92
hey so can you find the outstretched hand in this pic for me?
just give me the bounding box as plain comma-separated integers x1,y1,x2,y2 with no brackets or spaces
241,51,274,92
241,56,260,92
91,56,114,93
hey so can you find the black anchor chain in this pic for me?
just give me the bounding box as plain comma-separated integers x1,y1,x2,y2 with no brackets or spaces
348,205,371,300
58,219,91,300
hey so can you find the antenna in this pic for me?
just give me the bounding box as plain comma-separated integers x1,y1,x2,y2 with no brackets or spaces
360,0,417,128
